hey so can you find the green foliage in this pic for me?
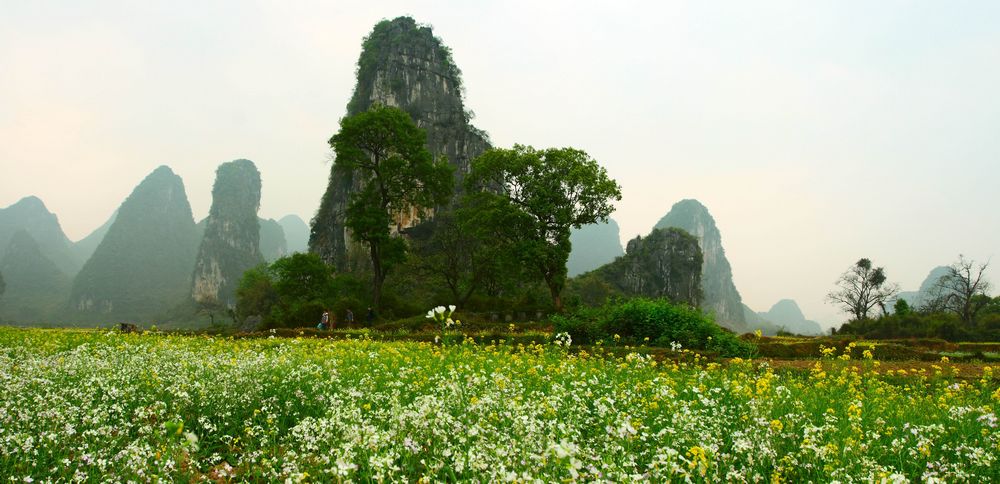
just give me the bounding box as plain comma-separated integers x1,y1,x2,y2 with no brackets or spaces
410,201,521,307
234,253,373,329
894,298,911,316
553,298,754,357
836,310,1000,342
330,105,454,308
465,145,622,311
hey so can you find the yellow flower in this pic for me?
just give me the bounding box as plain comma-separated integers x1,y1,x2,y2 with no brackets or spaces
770,419,784,432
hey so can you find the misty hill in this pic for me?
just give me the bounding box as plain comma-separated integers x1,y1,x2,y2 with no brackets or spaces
742,304,782,336
654,199,747,331
0,230,71,322
279,214,309,254
895,266,951,310
311,16,491,270
260,218,288,262
567,219,624,277
71,211,116,266
759,299,823,335
191,160,264,308
0,196,80,276
589,227,703,308
70,166,201,321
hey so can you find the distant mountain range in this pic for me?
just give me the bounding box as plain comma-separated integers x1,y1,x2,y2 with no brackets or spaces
0,167,306,324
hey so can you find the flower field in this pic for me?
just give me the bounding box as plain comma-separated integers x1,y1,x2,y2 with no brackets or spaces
1,328,999,482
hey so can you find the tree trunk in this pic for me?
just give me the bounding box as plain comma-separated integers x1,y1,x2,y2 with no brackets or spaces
547,278,563,312
371,242,383,310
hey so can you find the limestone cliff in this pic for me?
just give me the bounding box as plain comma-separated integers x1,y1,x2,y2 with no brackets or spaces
592,227,703,307
191,160,264,307
310,16,490,270
655,199,747,331
567,219,625,277
70,166,200,321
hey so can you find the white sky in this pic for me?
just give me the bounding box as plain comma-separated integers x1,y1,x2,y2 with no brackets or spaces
1,1,998,326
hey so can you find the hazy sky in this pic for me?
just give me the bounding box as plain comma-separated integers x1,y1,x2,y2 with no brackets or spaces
2,1,998,326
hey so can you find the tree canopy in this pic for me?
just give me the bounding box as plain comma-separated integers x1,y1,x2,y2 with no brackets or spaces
465,145,622,311
329,105,454,309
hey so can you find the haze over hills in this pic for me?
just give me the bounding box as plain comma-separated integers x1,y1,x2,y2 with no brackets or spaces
71,211,116,267
895,266,952,310
311,16,491,271
0,196,80,277
260,218,288,262
0,230,70,322
70,166,201,321
567,219,625,277
654,199,747,330
279,215,309,254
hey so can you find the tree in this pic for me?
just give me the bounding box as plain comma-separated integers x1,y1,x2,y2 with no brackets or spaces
893,297,911,316
329,105,454,309
465,145,622,311
927,255,992,323
827,258,899,321
410,206,515,307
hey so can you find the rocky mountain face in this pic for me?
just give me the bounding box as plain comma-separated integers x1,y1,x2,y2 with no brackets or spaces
279,215,309,254
655,199,747,331
70,166,201,321
310,16,490,271
0,230,70,322
259,218,288,262
760,299,823,335
191,160,264,308
567,219,625,277
895,266,951,310
592,227,703,308
0,196,80,276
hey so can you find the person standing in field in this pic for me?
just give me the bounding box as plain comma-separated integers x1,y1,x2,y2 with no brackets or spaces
366,307,376,326
319,309,330,330
345,308,355,326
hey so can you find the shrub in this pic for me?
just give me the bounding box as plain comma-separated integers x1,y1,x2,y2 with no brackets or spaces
552,298,754,357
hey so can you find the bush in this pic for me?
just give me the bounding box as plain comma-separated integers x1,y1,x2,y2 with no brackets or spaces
552,298,754,357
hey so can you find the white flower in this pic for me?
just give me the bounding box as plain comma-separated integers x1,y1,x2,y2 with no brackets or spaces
426,310,435,319
448,305,456,312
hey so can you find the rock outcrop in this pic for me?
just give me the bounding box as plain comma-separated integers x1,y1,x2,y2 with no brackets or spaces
191,160,264,307
654,199,747,331
0,230,70,322
0,196,80,276
567,219,625,277
591,227,703,307
279,214,309,254
310,16,490,270
70,166,201,321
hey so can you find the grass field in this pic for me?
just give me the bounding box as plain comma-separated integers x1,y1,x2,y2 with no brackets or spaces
1,327,999,482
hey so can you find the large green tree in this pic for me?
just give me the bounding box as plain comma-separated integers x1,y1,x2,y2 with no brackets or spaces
465,145,622,311
330,105,454,308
